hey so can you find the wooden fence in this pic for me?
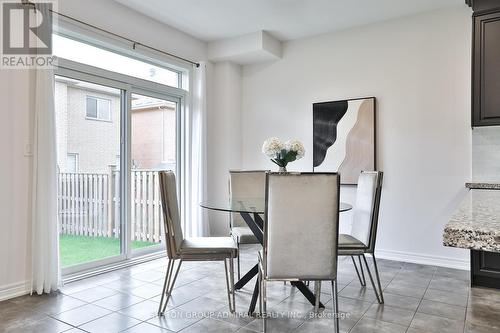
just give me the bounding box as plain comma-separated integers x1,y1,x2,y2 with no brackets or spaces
58,168,163,243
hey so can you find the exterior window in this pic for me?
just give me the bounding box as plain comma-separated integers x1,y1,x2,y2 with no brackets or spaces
67,153,78,173
53,34,180,88
86,96,111,121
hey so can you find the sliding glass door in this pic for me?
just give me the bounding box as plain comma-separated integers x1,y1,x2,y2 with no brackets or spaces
55,75,125,269
55,68,183,275
129,92,179,255
53,32,188,276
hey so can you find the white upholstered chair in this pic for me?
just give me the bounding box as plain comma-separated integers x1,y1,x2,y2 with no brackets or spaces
157,171,238,315
229,170,267,279
259,172,341,333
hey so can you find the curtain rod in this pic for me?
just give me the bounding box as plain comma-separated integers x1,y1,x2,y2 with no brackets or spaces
21,0,200,68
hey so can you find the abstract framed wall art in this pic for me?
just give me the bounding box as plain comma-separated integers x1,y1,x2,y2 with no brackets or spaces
313,97,376,185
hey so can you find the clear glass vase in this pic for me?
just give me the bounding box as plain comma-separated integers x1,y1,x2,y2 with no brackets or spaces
278,166,287,173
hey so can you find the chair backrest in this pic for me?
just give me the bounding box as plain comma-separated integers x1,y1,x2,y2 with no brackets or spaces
159,171,184,259
264,172,340,280
350,171,383,252
229,170,267,228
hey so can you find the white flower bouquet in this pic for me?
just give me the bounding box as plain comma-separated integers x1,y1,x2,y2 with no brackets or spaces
262,137,305,172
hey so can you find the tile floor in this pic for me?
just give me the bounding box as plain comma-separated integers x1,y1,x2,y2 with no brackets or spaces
1,245,500,333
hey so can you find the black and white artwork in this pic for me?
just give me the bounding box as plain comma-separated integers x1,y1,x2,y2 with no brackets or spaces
313,97,376,184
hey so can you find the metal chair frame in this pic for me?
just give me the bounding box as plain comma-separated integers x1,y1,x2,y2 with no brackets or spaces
228,170,268,280
340,171,385,304
157,171,236,315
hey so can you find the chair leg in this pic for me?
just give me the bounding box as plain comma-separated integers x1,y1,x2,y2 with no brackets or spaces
161,259,182,314
331,280,339,333
158,259,173,316
224,258,235,313
262,278,267,333
237,239,241,281
361,254,383,304
371,254,385,304
351,256,366,286
229,257,236,312
258,265,263,316
314,281,321,313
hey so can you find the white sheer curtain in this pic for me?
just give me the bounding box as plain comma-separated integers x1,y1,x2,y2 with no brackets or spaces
31,3,60,295
182,62,209,237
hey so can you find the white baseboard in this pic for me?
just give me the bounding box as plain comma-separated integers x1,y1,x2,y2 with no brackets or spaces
0,280,30,302
375,249,470,270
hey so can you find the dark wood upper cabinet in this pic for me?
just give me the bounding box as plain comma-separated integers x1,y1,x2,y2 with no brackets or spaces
467,0,500,13
469,0,500,127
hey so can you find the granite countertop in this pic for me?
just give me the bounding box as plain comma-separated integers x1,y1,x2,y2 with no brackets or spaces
465,182,500,190
444,189,500,252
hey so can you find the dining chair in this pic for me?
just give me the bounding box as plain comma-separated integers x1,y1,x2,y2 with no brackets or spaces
259,172,341,333
229,170,267,280
157,171,237,315
338,171,384,304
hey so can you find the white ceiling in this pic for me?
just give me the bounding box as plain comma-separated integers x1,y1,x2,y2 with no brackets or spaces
114,0,465,42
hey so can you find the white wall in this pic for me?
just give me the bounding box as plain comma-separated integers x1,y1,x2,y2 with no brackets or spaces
0,69,34,300
0,0,207,300
240,7,472,268
207,62,243,235
58,0,207,62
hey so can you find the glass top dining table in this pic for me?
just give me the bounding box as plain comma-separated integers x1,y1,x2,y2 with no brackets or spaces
200,198,353,214
199,197,353,315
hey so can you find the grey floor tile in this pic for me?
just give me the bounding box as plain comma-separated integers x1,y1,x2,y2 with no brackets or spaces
401,263,437,275
434,267,469,281
338,285,377,303
181,317,242,333
466,295,500,330
132,270,167,283
390,273,431,287
147,311,204,332
69,286,117,303
101,277,148,291
60,280,102,295
423,288,468,307
363,303,415,326
129,283,165,299
465,322,500,333
350,317,407,333
92,292,145,311
428,276,469,293
79,312,141,333
122,322,175,332
417,299,466,320
299,313,358,333
0,301,49,332
119,299,162,321
384,281,427,298
410,312,464,333
382,293,421,311
469,286,500,304
235,328,260,333
8,293,87,316
176,295,226,313
6,317,73,333
293,318,349,333
336,296,372,318
214,311,256,328
244,316,304,333
53,303,112,326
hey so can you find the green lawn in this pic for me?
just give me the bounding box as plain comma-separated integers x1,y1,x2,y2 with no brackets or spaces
59,234,156,267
